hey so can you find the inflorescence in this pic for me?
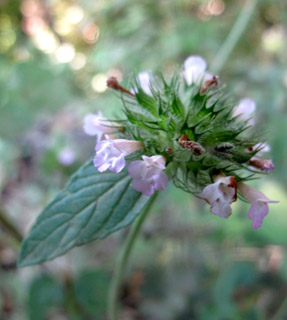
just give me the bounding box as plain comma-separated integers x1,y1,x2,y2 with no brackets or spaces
83,56,278,229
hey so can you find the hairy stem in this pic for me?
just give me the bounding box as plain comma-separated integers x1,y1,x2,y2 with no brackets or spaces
210,0,258,74
0,208,23,244
108,192,158,320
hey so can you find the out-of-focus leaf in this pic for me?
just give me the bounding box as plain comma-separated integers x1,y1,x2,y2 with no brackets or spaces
73,269,110,317
28,274,63,320
213,262,257,317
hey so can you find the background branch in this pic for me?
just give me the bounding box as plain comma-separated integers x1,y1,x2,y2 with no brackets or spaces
210,0,258,74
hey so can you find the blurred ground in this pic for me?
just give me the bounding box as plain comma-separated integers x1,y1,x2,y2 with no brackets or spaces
0,0,287,319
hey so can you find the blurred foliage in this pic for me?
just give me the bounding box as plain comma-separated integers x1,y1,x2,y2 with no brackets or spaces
0,0,286,319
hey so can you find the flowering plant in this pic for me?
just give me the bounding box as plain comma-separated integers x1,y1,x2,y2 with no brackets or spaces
18,55,278,317
18,55,278,266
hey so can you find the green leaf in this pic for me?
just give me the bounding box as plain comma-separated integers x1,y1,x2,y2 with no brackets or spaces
18,161,150,267
28,274,63,320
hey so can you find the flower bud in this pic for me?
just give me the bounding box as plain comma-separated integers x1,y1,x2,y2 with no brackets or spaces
183,55,213,85
249,159,274,172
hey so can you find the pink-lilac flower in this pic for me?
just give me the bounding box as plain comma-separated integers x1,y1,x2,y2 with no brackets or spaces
132,72,152,96
183,55,213,85
128,155,169,196
94,135,142,173
83,112,118,142
201,175,237,218
233,98,256,126
238,182,279,229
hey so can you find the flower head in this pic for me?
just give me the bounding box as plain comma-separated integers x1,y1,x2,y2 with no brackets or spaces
83,112,118,142
183,55,213,85
238,182,279,229
84,60,277,229
94,135,142,173
128,155,168,196
233,98,256,125
201,175,237,219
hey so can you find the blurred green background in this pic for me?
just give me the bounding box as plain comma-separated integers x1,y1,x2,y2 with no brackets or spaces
0,0,287,319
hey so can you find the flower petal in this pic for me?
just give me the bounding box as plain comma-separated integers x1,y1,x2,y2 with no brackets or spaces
83,113,102,136
110,153,125,173
113,139,143,155
238,182,279,228
128,161,146,179
142,155,166,169
233,98,256,125
137,72,152,96
210,198,232,219
132,179,154,196
201,183,221,204
248,201,269,229
128,155,169,195
153,171,169,190
184,56,207,71
183,56,207,85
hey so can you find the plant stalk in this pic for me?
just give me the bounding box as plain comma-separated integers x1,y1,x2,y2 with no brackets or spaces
210,0,258,74
108,192,158,320
0,208,23,244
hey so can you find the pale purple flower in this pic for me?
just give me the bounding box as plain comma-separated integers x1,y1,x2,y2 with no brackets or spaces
58,148,76,166
83,111,118,142
132,72,152,96
183,55,213,85
128,155,169,196
238,182,279,229
233,98,256,126
201,175,237,219
94,135,142,173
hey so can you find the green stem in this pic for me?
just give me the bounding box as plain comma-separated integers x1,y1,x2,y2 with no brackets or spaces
108,192,158,320
0,208,23,244
210,0,258,74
